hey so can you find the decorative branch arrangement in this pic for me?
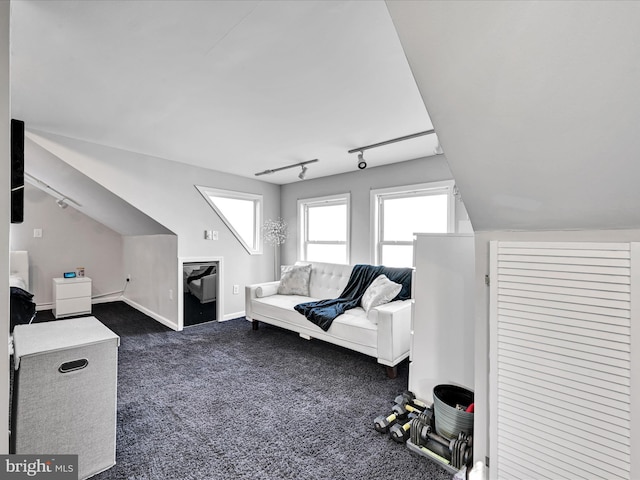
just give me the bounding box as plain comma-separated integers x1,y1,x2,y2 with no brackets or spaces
263,218,288,246
263,218,288,279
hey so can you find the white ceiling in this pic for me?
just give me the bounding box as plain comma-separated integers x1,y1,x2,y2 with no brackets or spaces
388,1,640,231
10,0,439,185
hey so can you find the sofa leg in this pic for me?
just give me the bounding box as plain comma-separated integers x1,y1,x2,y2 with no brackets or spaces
385,365,398,379
252,320,259,331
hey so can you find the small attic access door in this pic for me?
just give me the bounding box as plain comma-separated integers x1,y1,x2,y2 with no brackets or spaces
178,256,223,330
489,241,640,480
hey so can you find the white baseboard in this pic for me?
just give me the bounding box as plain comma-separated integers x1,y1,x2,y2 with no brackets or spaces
36,295,123,311
92,294,123,305
35,296,178,331
222,311,245,321
122,297,179,331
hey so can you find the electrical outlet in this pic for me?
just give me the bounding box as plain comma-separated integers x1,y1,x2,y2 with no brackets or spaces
33,228,42,238
233,285,239,295
126,274,131,282
169,289,174,300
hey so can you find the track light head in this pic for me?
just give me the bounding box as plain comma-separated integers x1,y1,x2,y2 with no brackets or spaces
255,159,318,177
56,198,68,209
357,152,367,170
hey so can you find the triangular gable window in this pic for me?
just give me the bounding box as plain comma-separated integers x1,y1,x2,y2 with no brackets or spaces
196,185,262,255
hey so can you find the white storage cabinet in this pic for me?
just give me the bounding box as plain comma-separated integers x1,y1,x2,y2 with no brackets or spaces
53,277,92,318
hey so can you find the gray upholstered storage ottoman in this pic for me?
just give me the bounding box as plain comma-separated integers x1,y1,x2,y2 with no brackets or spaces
12,316,120,479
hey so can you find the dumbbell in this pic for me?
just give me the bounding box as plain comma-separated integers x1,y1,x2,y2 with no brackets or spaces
394,390,416,406
373,391,415,433
410,409,473,469
389,404,424,443
374,392,424,434
373,391,411,433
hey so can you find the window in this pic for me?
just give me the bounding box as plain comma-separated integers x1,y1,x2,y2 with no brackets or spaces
371,181,454,267
298,193,350,264
196,185,262,254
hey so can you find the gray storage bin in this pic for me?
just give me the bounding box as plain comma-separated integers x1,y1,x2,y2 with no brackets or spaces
433,384,474,440
12,317,120,479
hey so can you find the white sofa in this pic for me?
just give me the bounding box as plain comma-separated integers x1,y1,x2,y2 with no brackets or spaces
245,261,412,378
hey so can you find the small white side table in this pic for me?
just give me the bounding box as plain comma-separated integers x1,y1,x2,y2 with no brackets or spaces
52,277,92,319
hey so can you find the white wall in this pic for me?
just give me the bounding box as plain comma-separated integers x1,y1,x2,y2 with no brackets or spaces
10,183,125,307
123,234,178,329
280,155,467,265
473,228,640,469
0,0,10,454
27,131,280,317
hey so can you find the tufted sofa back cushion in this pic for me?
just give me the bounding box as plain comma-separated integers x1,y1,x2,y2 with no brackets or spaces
295,261,354,300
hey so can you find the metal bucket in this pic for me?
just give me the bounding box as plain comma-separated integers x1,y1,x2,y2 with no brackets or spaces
433,384,474,440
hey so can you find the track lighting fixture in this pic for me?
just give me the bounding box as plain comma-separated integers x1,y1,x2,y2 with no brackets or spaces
348,129,437,170
255,159,318,178
357,151,367,170
24,173,82,209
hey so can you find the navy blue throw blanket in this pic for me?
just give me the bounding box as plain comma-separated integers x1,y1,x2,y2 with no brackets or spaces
294,264,413,332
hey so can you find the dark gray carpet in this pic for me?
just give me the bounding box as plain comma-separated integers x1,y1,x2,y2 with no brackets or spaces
75,302,452,480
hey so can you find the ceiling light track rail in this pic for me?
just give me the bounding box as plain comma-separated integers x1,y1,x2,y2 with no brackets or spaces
347,129,436,154
24,172,83,208
255,159,319,177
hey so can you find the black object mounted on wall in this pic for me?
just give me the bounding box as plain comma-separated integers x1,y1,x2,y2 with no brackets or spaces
11,119,24,224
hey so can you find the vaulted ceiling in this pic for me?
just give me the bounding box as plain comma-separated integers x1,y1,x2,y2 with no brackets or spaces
10,0,439,185
388,1,640,231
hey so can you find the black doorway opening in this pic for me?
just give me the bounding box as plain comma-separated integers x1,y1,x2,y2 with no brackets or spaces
183,261,218,327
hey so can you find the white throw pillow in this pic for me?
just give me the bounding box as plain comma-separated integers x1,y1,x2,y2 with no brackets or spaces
277,264,312,296
9,274,27,291
361,274,402,313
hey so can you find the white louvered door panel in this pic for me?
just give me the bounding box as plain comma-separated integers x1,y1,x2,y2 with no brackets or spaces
489,242,633,480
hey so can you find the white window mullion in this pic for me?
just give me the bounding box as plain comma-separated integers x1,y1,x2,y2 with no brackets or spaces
377,196,384,264
303,203,310,261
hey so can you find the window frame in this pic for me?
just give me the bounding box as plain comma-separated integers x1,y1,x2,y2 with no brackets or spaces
297,193,351,265
195,185,263,255
370,180,455,265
